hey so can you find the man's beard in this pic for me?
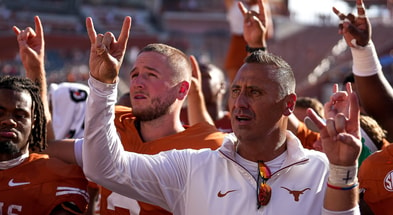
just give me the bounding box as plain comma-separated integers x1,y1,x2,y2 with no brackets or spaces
133,95,176,122
0,141,19,155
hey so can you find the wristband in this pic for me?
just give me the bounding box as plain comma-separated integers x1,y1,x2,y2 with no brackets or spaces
351,41,381,77
327,182,359,190
246,45,266,53
328,164,358,187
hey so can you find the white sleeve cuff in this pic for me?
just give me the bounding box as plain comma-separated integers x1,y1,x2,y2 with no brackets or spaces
350,41,382,77
74,138,84,168
88,75,118,98
322,205,360,215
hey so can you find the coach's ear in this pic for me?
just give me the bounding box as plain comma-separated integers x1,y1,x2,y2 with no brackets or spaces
283,94,296,116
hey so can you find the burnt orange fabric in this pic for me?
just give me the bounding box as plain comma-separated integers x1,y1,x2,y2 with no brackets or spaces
359,144,393,215
224,34,248,82
0,153,88,214
296,121,320,150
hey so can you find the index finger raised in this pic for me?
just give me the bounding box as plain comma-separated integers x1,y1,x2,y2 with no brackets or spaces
306,108,326,131
86,17,97,44
348,92,360,135
332,7,346,20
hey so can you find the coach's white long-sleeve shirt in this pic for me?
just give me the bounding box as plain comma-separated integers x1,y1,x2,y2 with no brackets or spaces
82,77,359,215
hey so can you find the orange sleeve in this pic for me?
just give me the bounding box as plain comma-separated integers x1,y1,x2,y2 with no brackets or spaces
296,122,320,150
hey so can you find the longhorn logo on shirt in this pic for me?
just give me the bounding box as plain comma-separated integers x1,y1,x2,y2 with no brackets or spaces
281,187,310,201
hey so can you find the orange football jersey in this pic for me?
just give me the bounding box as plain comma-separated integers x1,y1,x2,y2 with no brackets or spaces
359,144,393,215
0,153,89,215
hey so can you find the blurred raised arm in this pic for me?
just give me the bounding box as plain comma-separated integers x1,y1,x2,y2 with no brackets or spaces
186,55,215,126
238,0,267,49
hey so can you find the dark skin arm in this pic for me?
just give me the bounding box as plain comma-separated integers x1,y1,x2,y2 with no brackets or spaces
334,1,387,213
354,74,393,142
333,0,393,142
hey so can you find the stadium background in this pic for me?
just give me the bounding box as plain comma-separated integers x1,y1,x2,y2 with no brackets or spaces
0,0,392,101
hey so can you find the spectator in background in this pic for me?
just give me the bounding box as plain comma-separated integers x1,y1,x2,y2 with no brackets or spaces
181,62,232,132
287,96,322,150
223,0,273,83
116,91,132,107
294,96,325,122
49,82,89,139
1,63,20,76
48,81,98,215
359,115,389,151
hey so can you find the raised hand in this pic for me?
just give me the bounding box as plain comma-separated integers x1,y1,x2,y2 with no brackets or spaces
238,0,268,48
86,16,131,84
332,0,370,47
187,55,215,126
189,55,202,96
307,83,361,166
324,83,351,120
12,16,54,139
13,16,45,76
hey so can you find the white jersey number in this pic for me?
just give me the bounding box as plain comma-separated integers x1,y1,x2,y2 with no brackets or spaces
107,192,141,215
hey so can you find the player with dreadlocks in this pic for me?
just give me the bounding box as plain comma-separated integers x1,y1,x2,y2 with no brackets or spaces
0,75,47,153
0,75,89,214
0,17,89,215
